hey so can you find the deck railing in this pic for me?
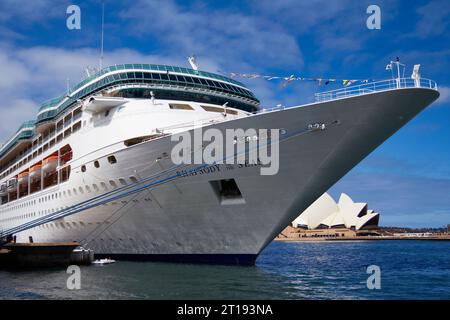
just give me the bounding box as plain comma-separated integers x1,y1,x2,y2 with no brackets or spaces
314,78,438,102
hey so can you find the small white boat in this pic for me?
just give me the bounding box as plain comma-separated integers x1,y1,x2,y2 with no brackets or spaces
92,258,116,265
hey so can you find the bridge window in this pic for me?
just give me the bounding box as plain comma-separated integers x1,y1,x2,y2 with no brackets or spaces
169,103,193,110
201,105,238,115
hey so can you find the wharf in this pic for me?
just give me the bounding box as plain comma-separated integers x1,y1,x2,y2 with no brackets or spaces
0,242,93,269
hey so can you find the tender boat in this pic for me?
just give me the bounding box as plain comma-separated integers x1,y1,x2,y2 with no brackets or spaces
29,164,42,181
42,155,58,172
18,171,29,185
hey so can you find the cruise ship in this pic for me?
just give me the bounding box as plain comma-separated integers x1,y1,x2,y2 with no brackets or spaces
0,63,440,264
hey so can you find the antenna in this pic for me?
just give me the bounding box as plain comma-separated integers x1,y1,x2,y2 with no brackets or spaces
387,58,405,88
188,55,199,71
99,0,105,70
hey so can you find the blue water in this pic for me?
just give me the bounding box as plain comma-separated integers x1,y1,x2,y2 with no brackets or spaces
0,240,449,299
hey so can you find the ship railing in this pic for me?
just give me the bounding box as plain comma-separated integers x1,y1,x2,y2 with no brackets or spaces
314,78,438,102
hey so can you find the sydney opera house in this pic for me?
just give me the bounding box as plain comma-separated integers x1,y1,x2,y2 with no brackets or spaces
292,193,379,231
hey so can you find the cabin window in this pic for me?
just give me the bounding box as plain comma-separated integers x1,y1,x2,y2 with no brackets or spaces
64,114,73,126
64,128,72,138
56,120,63,132
73,107,82,120
81,165,86,172
94,161,100,168
72,121,81,133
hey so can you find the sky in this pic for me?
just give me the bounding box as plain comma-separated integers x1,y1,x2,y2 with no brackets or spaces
0,0,449,227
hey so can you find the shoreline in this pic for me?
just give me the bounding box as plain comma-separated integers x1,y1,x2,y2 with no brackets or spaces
275,235,450,242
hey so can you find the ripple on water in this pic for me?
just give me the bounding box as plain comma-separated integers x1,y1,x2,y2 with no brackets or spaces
0,240,449,299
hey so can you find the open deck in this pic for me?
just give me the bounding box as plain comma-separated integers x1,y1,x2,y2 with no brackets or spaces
314,77,438,102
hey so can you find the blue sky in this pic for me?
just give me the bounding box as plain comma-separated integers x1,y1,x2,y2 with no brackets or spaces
0,0,449,227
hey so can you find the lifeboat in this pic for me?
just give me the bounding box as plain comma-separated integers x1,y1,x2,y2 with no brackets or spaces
18,171,29,185
0,183,7,196
29,164,42,181
42,155,58,172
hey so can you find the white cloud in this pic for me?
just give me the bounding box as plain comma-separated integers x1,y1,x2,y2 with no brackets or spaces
0,0,66,23
0,44,195,142
0,99,38,142
0,52,29,90
436,86,450,106
414,0,450,38
119,0,303,71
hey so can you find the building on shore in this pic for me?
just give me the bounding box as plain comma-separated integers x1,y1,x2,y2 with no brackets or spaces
292,193,379,231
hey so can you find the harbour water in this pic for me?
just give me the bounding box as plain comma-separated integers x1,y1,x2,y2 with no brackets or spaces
0,240,449,300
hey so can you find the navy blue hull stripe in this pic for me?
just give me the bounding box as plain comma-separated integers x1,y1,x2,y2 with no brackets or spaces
94,253,258,266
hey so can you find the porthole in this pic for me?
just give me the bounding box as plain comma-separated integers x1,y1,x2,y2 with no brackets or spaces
129,176,138,183
81,165,86,172
94,161,100,168
107,156,117,164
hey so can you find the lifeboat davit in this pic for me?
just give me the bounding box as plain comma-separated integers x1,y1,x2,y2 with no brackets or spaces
0,183,7,196
7,178,17,191
29,164,42,181
43,155,58,172
18,171,29,185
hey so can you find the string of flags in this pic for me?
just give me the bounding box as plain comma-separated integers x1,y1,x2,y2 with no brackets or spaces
220,71,373,88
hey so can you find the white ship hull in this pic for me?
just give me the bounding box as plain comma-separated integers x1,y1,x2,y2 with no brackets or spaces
0,88,439,264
